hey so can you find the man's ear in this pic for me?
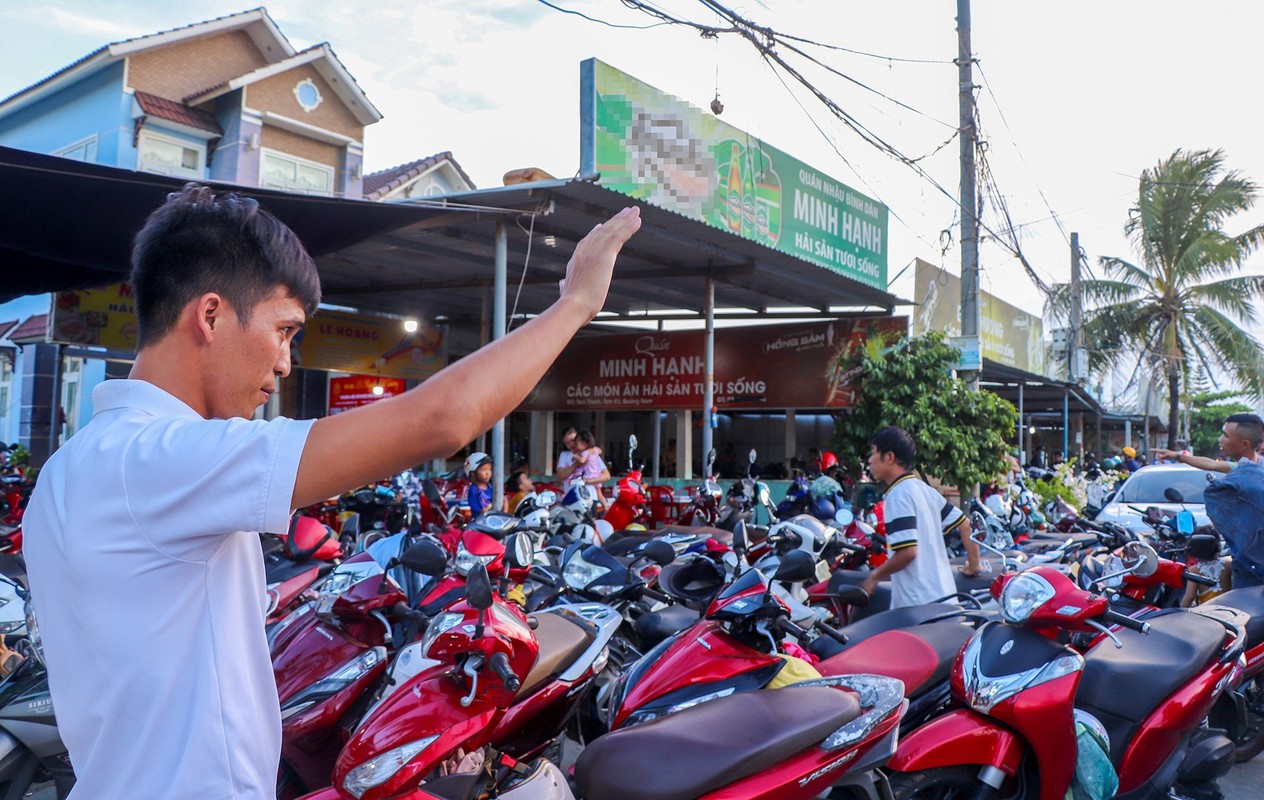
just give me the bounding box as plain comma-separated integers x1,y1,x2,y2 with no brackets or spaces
191,293,226,343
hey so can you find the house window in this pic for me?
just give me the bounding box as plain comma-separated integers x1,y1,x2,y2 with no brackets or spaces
55,135,98,163
138,131,204,179
0,355,12,442
60,356,82,444
260,150,334,196
293,78,323,112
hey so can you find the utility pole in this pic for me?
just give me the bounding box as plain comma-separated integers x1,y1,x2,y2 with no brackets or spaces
957,0,980,390
1069,232,1082,383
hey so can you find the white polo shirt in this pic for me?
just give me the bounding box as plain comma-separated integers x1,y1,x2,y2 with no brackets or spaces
25,380,313,800
883,473,964,608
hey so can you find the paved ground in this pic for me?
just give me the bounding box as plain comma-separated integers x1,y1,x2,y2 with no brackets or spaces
1223,752,1264,800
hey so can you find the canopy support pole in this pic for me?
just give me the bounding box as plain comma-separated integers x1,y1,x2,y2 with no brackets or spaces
701,278,715,475
492,222,507,508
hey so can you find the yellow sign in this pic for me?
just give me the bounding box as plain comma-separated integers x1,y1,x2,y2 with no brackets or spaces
912,260,1045,375
52,284,446,381
295,309,445,380
52,284,139,350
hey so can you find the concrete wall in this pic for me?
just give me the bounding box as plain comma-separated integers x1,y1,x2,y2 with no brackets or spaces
0,62,128,164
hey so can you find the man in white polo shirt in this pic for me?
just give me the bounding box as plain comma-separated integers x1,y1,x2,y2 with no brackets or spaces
23,183,641,799
859,426,982,607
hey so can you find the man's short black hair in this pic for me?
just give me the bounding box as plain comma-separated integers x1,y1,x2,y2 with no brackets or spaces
870,426,916,469
1226,413,1264,447
131,183,321,348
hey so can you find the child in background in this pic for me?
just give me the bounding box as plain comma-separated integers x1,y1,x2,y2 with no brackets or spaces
1181,526,1229,607
505,470,534,514
571,431,611,510
464,452,494,517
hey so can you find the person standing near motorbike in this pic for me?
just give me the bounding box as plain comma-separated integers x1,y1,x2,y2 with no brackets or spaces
1153,412,1263,474
570,430,611,510
465,452,496,515
859,426,983,604
22,183,641,800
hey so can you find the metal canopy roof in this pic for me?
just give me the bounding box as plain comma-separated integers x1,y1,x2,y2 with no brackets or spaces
317,178,902,323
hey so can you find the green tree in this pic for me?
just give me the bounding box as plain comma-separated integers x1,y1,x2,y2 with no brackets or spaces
1050,149,1264,449
1187,390,1252,456
831,332,1017,496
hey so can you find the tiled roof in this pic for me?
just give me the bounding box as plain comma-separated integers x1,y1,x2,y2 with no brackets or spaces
134,91,222,135
0,8,289,110
363,152,475,200
8,314,48,343
0,321,18,341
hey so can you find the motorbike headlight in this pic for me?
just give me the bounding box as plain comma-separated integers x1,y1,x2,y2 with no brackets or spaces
342,735,438,798
455,544,496,577
999,572,1056,624
421,611,465,657
562,550,612,592
316,572,354,616
281,646,386,720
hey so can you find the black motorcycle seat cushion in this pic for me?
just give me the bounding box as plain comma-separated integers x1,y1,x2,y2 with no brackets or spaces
1205,587,1264,649
518,612,594,697
574,686,861,800
633,604,701,646
603,534,653,556
1078,610,1225,730
813,603,963,659
828,570,892,622
656,525,734,546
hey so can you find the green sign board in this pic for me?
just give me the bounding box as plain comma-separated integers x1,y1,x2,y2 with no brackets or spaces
580,59,888,289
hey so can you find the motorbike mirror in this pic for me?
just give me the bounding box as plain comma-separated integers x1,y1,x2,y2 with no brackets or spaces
834,508,854,527
629,434,638,453
1120,541,1160,578
774,550,817,583
748,449,757,464
758,484,771,506
834,585,870,608
640,539,676,567
537,490,558,507
400,541,449,576
732,520,748,553
466,563,495,610
1163,487,1185,504
707,448,717,471
503,533,535,571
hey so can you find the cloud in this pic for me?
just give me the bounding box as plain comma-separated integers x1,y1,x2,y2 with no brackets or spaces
431,81,499,113
4,7,147,41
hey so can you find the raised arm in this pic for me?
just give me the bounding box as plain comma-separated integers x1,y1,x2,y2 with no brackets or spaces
292,207,641,508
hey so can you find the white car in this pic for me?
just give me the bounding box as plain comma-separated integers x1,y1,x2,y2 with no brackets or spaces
1092,463,1216,534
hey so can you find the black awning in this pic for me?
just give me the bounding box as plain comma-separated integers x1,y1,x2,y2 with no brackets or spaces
0,145,445,302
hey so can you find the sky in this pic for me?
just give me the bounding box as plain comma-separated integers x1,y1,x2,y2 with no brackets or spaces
3,1,1264,403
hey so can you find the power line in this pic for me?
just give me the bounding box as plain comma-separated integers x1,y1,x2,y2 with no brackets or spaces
534,0,671,29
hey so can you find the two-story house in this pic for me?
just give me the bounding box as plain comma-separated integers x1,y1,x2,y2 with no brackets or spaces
0,8,401,461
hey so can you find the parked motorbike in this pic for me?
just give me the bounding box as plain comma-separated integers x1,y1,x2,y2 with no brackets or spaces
885,539,1247,800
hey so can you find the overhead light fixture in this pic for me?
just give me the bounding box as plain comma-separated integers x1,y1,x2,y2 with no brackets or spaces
403,319,419,333
372,385,384,396
1028,426,1036,435
543,235,558,248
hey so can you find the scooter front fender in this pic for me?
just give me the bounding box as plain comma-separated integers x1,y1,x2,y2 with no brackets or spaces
887,708,1023,776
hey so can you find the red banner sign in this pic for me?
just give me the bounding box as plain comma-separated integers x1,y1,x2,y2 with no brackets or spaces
328,375,406,414
519,317,906,411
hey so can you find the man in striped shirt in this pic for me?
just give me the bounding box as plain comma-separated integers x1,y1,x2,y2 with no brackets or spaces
859,426,982,607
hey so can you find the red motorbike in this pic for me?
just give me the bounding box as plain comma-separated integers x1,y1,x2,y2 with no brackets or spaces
264,515,344,624
603,469,650,532
885,546,1247,800
298,535,623,800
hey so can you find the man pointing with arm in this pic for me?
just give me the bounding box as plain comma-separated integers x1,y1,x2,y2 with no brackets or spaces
24,183,640,800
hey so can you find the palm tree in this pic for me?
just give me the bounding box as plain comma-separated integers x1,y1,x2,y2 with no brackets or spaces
1052,148,1264,449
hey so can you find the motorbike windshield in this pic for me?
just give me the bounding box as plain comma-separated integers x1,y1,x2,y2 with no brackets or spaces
715,569,766,603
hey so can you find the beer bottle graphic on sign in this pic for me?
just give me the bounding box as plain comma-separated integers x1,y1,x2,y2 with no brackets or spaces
726,143,742,232
741,147,757,237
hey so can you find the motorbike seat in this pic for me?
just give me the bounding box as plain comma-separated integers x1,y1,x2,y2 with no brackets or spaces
518,611,595,697
1077,609,1228,763
655,525,734,546
1203,587,1264,649
811,603,966,659
633,605,701,647
603,534,653,556
574,685,861,800
264,555,333,585
818,621,973,697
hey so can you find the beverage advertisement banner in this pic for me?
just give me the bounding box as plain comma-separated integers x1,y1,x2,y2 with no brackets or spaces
519,317,907,412
911,259,1045,375
295,309,446,381
328,375,406,414
580,58,888,289
52,285,447,381
51,283,139,350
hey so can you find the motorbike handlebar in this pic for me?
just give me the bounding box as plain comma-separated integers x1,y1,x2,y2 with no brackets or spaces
1101,608,1150,634
1182,570,1219,587
815,620,849,646
774,616,811,642
390,601,426,622
641,586,670,604
488,651,521,693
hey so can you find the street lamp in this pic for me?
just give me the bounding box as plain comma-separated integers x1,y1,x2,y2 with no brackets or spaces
403,319,419,333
